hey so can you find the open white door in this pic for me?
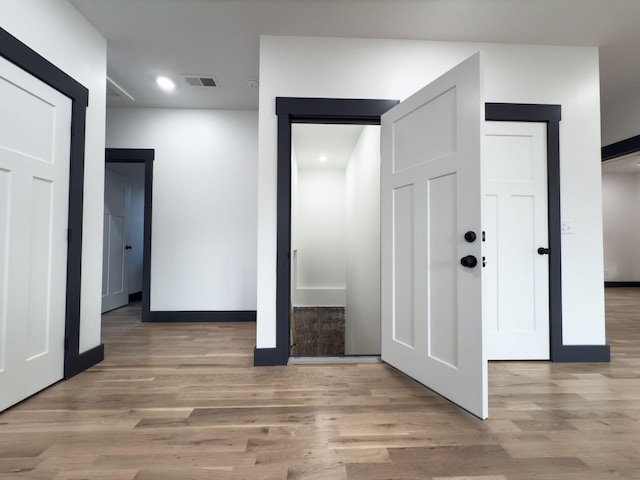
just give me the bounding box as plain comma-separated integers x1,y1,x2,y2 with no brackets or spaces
380,53,487,418
0,56,71,412
102,168,130,313
484,121,549,360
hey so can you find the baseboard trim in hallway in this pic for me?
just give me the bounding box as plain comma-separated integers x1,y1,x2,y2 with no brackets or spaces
147,310,257,322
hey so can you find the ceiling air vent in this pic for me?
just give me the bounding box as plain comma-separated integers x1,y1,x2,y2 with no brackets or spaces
183,75,218,87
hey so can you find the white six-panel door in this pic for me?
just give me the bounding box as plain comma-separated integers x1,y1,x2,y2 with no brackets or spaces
102,168,130,313
0,56,71,412
483,121,549,360
380,53,487,419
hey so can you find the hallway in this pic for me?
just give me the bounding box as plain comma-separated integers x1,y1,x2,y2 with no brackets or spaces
0,291,639,479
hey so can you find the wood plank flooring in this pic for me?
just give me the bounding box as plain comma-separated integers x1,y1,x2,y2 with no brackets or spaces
1,289,640,479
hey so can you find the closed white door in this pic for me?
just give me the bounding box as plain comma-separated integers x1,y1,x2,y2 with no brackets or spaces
483,121,549,360
0,56,71,412
380,53,487,419
102,168,130,313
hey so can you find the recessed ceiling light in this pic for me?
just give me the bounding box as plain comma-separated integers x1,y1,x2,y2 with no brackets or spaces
319,154,328,163
156,75,175,92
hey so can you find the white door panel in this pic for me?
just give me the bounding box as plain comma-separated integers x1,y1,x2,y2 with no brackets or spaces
0,55,71,412
381,53,487,419
102,168,130,313
484,122,549,360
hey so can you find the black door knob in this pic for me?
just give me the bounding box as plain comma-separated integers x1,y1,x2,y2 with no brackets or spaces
460,255,478,268
125,245,132,250
537,247,550,255
464,231,477,243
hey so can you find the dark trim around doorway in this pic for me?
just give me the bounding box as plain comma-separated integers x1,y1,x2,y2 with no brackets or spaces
149,311,256,322
601,134,640,161
0,26,104,378
105,148,154,322
605,281,640,288
254,97,399,366
258,99,610,366
486,103,610,362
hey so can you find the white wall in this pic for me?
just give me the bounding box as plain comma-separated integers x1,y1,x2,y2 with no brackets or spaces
257,35,605,348
345,125,381,355
292,168,346,306
106,108,258,311
105,163,145,294
602,173,640,281
1,0,107,353
602,94,640,146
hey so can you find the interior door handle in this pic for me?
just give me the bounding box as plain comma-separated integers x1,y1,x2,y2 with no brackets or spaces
460,255,478,268
537,247,550,255
464,231,476,243
125,245,132,250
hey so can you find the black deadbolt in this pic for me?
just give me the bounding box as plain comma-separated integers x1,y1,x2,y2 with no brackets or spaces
464,231,477,243
537,247,550,255
460,255,478,268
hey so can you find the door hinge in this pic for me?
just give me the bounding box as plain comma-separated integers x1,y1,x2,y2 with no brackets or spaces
64,337,69,351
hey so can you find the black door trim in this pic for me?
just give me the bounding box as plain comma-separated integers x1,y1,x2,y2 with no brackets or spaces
487,103,610,362
259,98,610,366
254,97,399,366
601,134,640,161
0,27,104,378
105,148,154,322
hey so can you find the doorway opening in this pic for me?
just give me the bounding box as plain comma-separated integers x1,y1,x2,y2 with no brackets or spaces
290,123,382,357
601,137,640,350
260,99,606,367
485,104,609,362
104,148,154,322
253,98,398,366
601,136,640,288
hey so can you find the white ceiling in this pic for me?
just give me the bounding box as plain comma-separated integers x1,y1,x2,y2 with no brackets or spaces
292,124,365,169
69,0,640,113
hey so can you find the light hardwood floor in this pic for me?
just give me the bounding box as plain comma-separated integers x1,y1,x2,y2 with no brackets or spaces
1,289,640,479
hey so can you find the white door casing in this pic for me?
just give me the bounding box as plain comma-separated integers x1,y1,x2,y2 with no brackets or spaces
0,56,71,412
102,168,130,313
380,53,487,419
483,121,549,360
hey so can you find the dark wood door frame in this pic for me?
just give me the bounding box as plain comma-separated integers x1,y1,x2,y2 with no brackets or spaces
486,103,609,362
0,27,105,378
105,148,155,322
254,98,399,366
254,98,610,366
602,134,640,161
